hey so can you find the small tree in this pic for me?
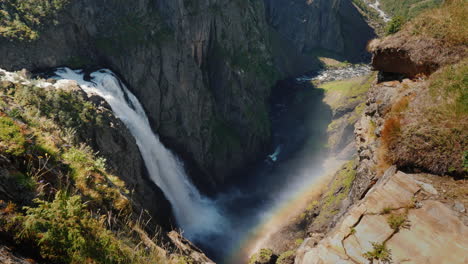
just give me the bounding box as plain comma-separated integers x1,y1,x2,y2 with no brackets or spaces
386,16,405,35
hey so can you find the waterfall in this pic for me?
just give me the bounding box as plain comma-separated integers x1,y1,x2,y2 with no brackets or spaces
54,68,223,239
367,0,390,22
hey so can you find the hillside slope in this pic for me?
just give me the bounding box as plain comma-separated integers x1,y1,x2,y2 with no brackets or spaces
248,1,467,263
0,69,215,264
295,1,468,263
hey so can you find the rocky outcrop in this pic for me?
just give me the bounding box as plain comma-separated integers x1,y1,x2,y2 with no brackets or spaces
296,169,468,264
368,33,466,77
167,231,215,264
350,78,415,203
0,245,44,264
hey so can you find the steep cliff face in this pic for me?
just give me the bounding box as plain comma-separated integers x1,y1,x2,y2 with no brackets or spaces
265,0,376,64
0,70,215,264
0,0,275,191
293,2,467,261
0,0,376,191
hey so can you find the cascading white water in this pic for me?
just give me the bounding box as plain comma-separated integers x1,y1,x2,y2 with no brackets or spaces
54,68,224,239
368,0,390,22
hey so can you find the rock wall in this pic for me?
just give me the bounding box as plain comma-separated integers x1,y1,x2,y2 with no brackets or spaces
0,0,375,192
265,0,376,64
0,0,275,192
294,20,468,263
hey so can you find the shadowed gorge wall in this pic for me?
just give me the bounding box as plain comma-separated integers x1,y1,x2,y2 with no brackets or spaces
0,0,375,194
265,0,376,63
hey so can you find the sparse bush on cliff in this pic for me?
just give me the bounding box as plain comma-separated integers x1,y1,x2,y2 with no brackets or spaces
387,213,410,231
276,250,295,264
249,248,276,264
363,242,392,263
0,115,26,155
0,0,70,41
20,192,129,264
386,16,405,35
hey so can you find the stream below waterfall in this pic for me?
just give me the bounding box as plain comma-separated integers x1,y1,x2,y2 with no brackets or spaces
53,65,369,263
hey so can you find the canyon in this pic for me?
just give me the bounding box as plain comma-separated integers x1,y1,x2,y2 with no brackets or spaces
0,0,467,264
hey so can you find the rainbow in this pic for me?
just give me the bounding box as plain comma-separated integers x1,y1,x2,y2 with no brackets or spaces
225,157,347,264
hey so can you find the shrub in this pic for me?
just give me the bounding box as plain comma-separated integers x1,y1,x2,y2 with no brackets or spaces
295,238,304,246
0,115,26,155
276,250,295,264
13,84,98,130
20,192,129,264
387,213,410,231
363,242,392,263
381,207,392,214
386,16,405,35
0,0,70,41
63,144,105,178
249,248,275,264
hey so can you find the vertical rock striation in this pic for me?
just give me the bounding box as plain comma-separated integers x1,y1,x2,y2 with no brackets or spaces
0,0,375,192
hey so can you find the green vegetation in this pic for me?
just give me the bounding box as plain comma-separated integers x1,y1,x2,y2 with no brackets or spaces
381,207,392,214
0,77,179,263
12,82,100,129
318,73,374,111
351,0,383,22
320,73,374,150
19,192,129,263
0,115,25,155
309,160,357,228
429,59,468,115
276,250,295,264
351,0,386,34
386,16,404,35
378,0,443,19
387,213,410,231
383,59,468,176
295,238,304,246
0,0,70,41
408,0,467,46
249,248,275,264
363,242,392,263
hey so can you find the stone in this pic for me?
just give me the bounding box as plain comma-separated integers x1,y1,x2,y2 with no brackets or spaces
454,202,466,213
18,68,31,79
296,171,468,264
369,32,466,77
415,180,438,195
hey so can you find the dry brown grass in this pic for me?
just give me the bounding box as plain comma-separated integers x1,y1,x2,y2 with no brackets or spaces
381,117,402,152
407,0,468,46
381,60,467,176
